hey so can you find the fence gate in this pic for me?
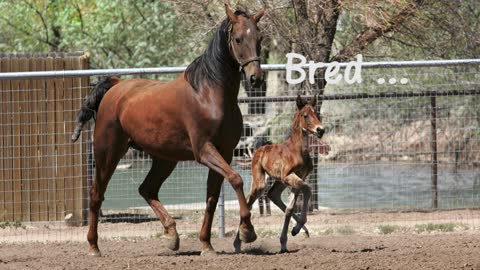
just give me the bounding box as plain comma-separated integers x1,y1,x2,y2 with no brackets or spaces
0,52,90,223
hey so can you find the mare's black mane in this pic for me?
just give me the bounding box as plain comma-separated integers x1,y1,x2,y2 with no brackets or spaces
184,10,251,91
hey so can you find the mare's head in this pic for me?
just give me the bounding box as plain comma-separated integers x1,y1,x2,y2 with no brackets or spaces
295,95,325,139
225,3,266,88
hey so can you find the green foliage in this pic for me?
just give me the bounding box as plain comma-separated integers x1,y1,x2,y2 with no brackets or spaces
0,220,25,229
0,0,198,69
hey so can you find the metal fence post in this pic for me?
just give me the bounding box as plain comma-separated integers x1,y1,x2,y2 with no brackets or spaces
218,181,225,238
430,95,438,209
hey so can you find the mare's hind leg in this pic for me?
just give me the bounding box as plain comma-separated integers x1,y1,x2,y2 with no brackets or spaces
267,182,310,238
87,131,129,257
199,169,224,256
138,158,179,251
233,163,266,253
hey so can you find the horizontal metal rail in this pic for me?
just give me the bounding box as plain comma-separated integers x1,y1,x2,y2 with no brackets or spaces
0,58,479,80
237,89,480,103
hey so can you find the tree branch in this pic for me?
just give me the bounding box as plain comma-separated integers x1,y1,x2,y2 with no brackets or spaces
332,0,427,62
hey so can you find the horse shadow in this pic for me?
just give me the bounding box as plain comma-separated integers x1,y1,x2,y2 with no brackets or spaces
99,213,158,224
173,248,300,256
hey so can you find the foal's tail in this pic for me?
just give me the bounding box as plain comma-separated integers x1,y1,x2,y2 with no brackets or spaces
71,76,120,142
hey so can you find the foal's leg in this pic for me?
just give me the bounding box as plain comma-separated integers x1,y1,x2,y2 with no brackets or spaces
198,143,256,243
233,162,266,253
267,182,310,237
284,174,312,237
279,188,299,253
138,158,179,251
87,132,129,257
199,169,224,255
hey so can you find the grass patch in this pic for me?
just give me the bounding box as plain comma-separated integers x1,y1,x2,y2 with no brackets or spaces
377,225,400,234
317,228,335,235
255,229,281,238
414,223,466,233
0,220,25,229
335,225,355,235
182,231,200,238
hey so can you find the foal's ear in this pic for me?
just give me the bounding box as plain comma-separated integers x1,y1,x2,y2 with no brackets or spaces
310,94,317,107
225,3,238,23
296,95,306,109
253,3,267,22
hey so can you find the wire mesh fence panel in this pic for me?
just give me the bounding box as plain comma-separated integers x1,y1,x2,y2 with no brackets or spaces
0,59,479,243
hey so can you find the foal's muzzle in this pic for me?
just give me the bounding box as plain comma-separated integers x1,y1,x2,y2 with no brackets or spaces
316,127,325,138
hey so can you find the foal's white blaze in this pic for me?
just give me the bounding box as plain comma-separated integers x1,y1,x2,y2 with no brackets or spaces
246,28,251,35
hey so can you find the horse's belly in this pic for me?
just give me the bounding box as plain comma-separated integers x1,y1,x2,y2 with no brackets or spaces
120,112,194,161
127,127,194,161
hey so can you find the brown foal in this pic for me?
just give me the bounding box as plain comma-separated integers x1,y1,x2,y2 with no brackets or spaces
72,4,266,256
234,95,325,253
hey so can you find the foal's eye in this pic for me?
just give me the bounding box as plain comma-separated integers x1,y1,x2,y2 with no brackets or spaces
235,37,241,44
303,114,308,119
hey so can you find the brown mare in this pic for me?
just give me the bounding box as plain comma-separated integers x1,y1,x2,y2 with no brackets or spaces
234,95,324,253
72,4,266,256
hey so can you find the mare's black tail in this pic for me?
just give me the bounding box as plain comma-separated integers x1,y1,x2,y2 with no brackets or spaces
71,76,120,142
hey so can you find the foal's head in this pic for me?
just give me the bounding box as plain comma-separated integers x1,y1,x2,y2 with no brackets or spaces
295,95,325,139
225,3,266,88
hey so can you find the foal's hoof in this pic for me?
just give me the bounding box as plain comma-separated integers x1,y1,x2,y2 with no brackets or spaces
291,225,302,237
239,226,257,243
88,247,102,257
280,248,289,254
163,233,180,251
200,248,218,256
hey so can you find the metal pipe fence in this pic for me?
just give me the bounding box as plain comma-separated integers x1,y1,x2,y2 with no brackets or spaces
1,58,480,243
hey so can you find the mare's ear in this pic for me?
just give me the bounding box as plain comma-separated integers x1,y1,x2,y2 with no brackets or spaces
253,3,267,22
310,94,317,107
225,3,238,23
296,95,306,110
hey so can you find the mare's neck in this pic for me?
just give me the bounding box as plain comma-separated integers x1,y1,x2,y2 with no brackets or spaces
184,18,242,101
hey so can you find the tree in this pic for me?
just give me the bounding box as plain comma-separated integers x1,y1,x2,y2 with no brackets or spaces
0,0,197,68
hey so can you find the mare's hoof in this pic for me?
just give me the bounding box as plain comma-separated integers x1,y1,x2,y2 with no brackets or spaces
280,248,289,254
303,230,310,238
163,233,180,251
233,239,242,254
239,226,257,243
200,248,218,256
88,248,102,257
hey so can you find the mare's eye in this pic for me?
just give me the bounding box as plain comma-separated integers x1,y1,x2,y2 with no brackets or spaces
235,37,241,44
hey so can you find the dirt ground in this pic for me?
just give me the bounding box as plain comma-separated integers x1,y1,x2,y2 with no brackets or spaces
2,209,480,269
2,232,480,270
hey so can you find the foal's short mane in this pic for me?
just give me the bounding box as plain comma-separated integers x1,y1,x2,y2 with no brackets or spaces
184,9,251,91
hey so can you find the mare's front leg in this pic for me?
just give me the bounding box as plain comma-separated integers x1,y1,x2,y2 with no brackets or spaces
234,160,266,253
198,143,256,245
